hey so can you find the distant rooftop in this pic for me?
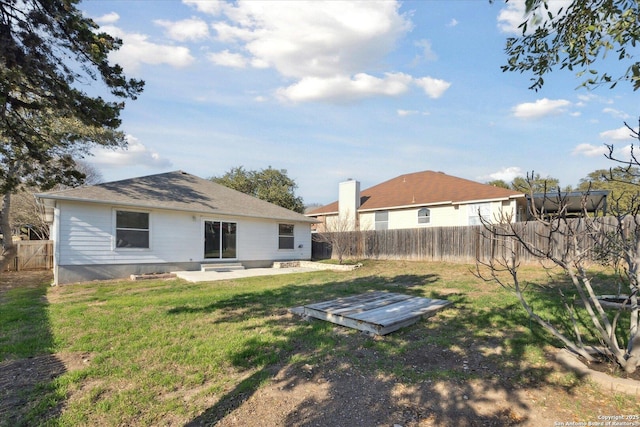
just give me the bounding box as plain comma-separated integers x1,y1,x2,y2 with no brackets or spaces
307,170,524,215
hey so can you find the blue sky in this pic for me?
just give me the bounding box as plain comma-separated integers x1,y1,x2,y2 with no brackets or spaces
79,0,639,205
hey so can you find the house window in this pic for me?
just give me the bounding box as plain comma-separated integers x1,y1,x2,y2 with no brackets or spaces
116,211,149,248
279,224,294,249
468,203,491,225
418,208,430,224
375,211,388,230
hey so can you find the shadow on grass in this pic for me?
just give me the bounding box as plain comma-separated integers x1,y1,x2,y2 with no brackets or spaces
178,272,588,426
0,271,64,427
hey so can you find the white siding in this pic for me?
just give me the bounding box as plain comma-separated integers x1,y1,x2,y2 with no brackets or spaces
237,218,311,261
55,201,311,266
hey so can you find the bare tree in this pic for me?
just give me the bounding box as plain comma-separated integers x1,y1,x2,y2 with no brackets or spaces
313,210,365,264
9,190,49,240
476,160,640,373
4,160,103,243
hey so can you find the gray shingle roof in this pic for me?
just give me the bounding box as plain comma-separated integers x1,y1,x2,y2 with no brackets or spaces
37,171,316,223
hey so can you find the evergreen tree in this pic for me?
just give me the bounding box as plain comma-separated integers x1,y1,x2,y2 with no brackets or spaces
0,0,144,266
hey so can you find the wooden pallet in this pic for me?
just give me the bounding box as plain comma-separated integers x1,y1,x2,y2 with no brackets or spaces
290,291,452,335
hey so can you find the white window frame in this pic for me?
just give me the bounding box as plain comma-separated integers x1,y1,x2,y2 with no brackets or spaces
375,211,389,230
418,208,430,224
278,223,295,250
114,209,150,250
468,203,491,226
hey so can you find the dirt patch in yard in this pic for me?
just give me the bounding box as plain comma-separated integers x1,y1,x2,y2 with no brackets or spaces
187,321,635,427
0,270,52,302
0,352,91,426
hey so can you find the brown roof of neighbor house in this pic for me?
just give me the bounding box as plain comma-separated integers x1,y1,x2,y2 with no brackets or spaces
37,171,316,223
307,170,524,215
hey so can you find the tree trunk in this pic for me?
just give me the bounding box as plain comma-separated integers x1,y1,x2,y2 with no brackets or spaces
0,192,16,272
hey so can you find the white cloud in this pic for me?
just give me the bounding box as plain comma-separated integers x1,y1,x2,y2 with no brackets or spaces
200,1,448,103
183,0,224,15
497,0,570,34
91,135,173,169
497,1,526,34
414,76,451,99
208,49,248,68
155,17,210,41
222,1,411,78
602,108,631,120
415,39,437,62
600,126,638,141
572,143,608,157
577,94,595,103
397,109,429,116
277,72,413,103
101,26,195,72
94,12,120,25
512,98,571,119
481,166,524,183
447,18,459,27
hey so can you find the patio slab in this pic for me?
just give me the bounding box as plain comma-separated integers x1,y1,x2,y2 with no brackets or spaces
173,267,318,283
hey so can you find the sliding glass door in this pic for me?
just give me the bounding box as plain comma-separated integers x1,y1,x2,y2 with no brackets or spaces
204,221,237,259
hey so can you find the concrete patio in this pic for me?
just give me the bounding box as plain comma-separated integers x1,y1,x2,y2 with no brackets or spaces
173,266,320,283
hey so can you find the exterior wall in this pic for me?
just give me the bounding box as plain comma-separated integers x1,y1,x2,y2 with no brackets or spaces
338,180,360,231
357,200,520,230
320,213,342,232
53,201,312,284
235,217,312,262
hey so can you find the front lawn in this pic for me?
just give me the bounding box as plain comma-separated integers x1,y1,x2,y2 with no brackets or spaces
1,261,638,426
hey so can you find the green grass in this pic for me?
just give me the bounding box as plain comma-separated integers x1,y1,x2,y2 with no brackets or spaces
0,283,53,359
1,260,639,426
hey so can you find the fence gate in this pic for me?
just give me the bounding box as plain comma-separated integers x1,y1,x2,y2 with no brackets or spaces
6,240,53,271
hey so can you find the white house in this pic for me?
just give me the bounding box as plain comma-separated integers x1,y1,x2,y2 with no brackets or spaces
37,171,316,285
307,170,526,231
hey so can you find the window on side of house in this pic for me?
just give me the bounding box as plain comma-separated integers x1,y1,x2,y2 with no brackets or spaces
375,211,389,230
278,223,294,249
116,210,149,248
418,208,430,224
468,203,491,226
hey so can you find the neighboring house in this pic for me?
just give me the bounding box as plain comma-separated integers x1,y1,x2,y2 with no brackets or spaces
306,170,527,231
36,171,316,285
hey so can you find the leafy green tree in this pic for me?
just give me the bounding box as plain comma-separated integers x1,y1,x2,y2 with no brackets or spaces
501,0,640,91
510,173,559,194
212,166,305,213
578,167,640,213
486,179,511,189
0,0,143,268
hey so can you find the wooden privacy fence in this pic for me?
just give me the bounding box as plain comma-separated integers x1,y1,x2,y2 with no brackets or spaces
5,240,53,271
312,217,621,264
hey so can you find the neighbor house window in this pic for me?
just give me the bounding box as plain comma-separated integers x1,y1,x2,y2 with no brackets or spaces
468,203,491,226
418,208,430,224
375,211,388,230
116,210,149,248
279,224,294,249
